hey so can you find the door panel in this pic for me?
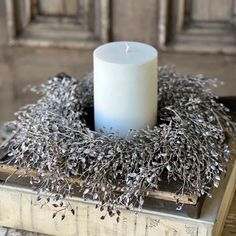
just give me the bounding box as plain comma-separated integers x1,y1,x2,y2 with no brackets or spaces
38,0,79,16
164,0,236,53
192,0,233,21
112,0,158,46
5,0,109,48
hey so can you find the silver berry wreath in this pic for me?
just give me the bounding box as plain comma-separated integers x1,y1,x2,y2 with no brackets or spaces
2,66,236,221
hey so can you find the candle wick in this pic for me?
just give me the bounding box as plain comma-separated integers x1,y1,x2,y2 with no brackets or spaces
125,42,130,53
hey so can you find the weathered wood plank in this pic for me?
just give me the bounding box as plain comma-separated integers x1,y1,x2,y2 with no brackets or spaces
157,0,168,48
213,154,236,236
0,184,213,235
0,163,198,205
234,0,236,25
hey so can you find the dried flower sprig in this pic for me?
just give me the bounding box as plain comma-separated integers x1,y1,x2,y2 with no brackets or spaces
2,66,236,220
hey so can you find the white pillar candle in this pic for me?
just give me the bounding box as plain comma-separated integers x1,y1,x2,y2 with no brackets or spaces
94,41,158,137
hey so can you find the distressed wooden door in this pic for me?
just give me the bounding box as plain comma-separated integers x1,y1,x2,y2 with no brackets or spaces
4,0,236,52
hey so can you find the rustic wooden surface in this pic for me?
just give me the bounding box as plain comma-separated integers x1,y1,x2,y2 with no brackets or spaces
223,193,236,235
0,193,235,236
0,189,234,236
0,162,198,206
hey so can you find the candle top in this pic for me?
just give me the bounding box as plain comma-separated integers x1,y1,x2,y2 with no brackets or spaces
94,41,157,65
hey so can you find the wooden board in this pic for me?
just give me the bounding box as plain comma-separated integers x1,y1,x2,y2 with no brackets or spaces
223,192,236,236
0,163,198,205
